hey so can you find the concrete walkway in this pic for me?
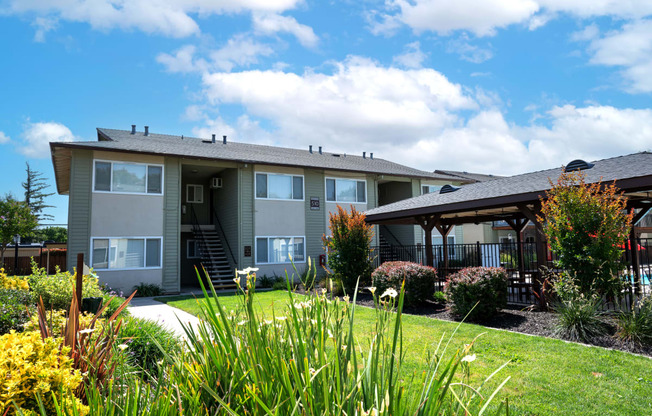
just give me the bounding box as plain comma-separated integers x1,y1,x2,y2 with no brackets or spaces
128,297,203,339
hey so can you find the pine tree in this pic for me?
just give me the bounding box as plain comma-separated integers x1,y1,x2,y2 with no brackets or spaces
22,162,55,222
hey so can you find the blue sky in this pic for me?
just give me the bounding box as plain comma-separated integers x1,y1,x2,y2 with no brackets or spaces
1,0,651,225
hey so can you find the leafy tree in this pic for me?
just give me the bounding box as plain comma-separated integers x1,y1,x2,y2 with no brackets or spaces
539,171,633,299
22,162,54,222
322,205,374,292
35,226,67,243
0,194,39,265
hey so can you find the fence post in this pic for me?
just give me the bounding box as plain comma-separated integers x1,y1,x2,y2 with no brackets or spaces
76,253,84,307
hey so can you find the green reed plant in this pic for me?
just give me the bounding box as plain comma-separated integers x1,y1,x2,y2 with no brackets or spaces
168,260,509,415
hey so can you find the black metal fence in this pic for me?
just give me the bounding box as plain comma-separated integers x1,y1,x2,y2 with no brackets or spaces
371,238,652,308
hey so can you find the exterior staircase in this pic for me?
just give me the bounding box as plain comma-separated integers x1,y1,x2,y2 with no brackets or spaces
193,228,238,291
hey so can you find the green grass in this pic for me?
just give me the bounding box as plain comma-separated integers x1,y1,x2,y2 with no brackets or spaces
156,291,652,416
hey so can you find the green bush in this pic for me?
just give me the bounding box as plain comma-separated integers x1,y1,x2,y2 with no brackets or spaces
102,294,130,319
433,291,446,304
0,288,33,334
554,295,607,343
616,295,652,345
322,205,374,293
445,267,508,321
371,261,436,307
119,317,180,375
133,283,163,297
29,266,104,310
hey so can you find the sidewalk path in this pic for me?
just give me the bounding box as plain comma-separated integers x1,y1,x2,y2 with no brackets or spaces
128,297,202,339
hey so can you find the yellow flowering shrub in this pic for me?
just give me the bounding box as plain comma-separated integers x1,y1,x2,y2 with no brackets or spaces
24,310,101,337
0,268,29,291
0,331,88,415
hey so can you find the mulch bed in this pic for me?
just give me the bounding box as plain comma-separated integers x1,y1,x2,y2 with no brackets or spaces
343,292,652,358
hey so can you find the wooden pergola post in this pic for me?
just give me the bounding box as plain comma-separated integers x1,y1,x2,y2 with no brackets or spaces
417,215,438,268
434,220,453,275
505,217,529,298
518,204,547,304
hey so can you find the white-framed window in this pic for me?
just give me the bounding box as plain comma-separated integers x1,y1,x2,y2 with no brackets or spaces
422,185,443,195
187,239,202,259
186,184,204,204
91,237,162,270
325,178,366,203
93,160,163,195
255,173,304,200
255,236,305,264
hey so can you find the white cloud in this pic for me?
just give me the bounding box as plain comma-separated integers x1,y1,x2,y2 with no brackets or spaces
252,13,318,48
392,42,427,69
447,35,493,63
570,23,599,42
31,16,58,42
157,35,274,73
373,0,652,38
0,131,10,144
5,0,303,38
379,0,540,37
192,56,652,175
586,20,652,93
19,121,77,158
201,56,476,151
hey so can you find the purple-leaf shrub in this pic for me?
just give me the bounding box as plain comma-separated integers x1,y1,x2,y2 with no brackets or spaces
445,267,508,321
371,261,436,307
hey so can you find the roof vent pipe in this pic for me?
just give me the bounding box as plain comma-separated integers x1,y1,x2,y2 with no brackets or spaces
131,125,136,134
223,135,227,144
370,153,373,160
309,145,313,154
144,126,149,136
319,146,322,155
212,134,216,144
363,152,366,159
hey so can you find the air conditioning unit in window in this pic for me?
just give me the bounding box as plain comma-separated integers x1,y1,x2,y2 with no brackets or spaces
210,177,223,189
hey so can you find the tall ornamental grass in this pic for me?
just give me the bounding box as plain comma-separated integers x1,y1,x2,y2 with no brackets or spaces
170,263,510,415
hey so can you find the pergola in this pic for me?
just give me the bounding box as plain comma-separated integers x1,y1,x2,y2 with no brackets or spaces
365,152,652,289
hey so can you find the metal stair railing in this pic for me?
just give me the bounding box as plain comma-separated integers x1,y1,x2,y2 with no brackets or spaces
211,206,237,267
189,205,216,266
379,225,415,262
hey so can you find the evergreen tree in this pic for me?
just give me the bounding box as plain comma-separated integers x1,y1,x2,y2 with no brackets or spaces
22,162,54,222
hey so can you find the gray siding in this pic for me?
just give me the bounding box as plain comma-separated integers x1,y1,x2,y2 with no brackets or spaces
305,169,326,271
366,175,379,246
162,157,180,293
239,166,254,268
67,149,92,272
214,168,239,266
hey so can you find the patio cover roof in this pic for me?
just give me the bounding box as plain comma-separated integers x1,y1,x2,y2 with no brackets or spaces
366,152,652,227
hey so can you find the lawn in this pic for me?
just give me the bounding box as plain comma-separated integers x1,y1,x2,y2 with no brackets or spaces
156,290,652,416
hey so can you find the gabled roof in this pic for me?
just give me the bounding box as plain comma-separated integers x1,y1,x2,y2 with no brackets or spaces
434,169,502,183
366,152,652,225
51,128,469,194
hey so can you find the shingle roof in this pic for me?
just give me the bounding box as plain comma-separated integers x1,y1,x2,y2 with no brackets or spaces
50,128,466,188
434,169,502,182
366,152,652,222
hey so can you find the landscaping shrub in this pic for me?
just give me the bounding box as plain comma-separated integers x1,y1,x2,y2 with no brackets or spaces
433,290,446,304
258,274,275,288
0,267,29,291
371,261,436,306
0,288,33,335
322,205,374,293
539,170,633,298
102,293,131,319
445,267,508,321
616,295,652,345
0,331,87,415
29,266,104,310
133,283,163,297
551,274,607,343
119,317,180,375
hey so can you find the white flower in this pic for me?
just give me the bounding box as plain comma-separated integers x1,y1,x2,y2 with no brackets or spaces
367,287,377,296
237,320,248,326
380,288,398,299
461,354,476,363
321,288,327,295
276,316,287,321
78,328,95,335
118,344,128,351
343,295,350,303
